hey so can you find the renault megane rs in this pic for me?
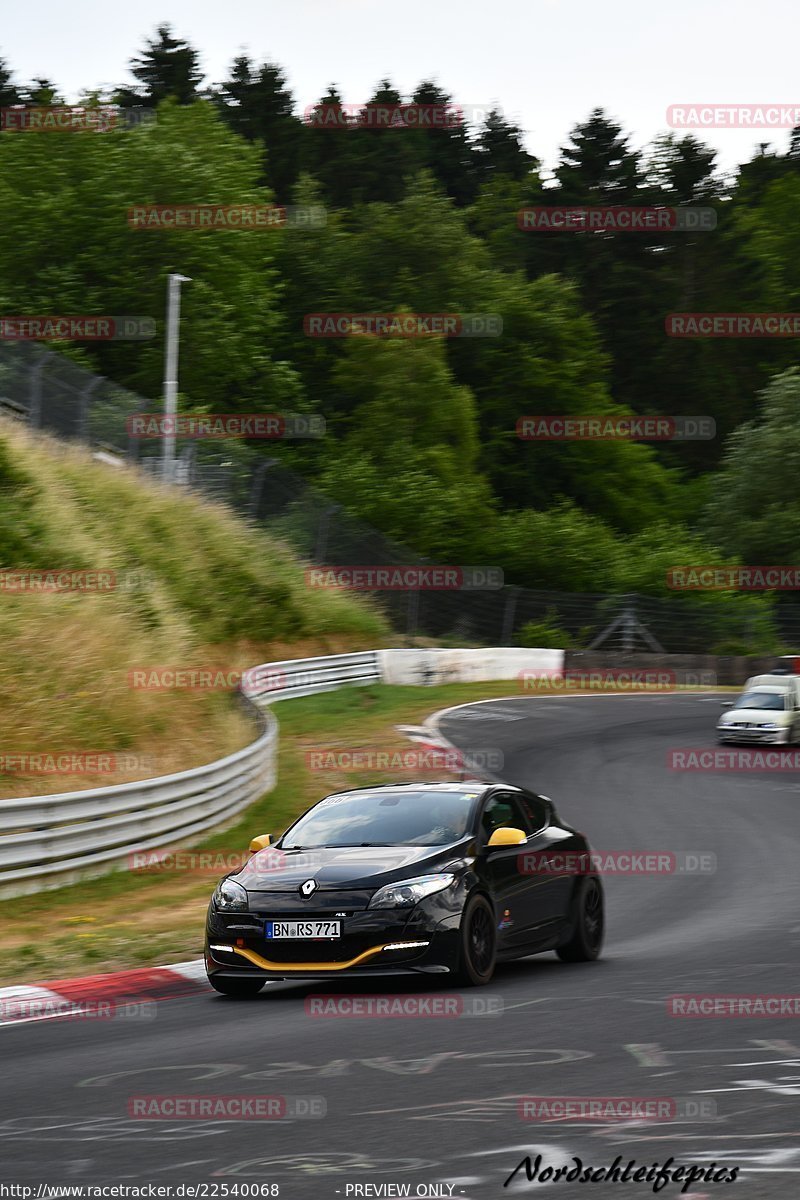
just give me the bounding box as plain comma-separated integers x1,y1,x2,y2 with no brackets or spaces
205,781,603,995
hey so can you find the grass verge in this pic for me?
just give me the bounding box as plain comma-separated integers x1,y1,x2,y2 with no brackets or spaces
0,421,389,797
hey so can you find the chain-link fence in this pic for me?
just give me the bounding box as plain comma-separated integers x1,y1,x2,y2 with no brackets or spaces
0,339,797,651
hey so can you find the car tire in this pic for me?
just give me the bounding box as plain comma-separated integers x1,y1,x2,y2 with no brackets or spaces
455,893,497,986
208,975,266,997
556,875,604,962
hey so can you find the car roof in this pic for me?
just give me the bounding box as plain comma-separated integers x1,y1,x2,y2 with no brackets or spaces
321,780,496,800
746,677,794,689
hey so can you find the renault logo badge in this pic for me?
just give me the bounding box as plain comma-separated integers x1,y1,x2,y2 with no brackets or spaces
300,878,317,897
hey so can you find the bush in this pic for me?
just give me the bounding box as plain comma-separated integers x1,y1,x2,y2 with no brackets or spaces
516,609,580,649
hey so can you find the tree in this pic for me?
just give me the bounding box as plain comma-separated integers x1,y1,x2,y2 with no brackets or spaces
0,100,302,415
19,78,62,105
300,81,428,207
0,56,20,105
411,80,478,206
451,269,681,532
555,108,643,200
645,133,719,203
350,81,426,204
214,56,303,199
117,25,203,108
705,368,800,562
735,139,800,208
317,334,495,559
474,108,537,185
300,86,363,209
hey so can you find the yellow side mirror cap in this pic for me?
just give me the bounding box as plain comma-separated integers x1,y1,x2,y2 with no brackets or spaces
248,834,272,855
487,826,527,848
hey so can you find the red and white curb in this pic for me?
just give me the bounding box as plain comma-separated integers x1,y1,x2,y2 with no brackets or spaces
0,958,210,1025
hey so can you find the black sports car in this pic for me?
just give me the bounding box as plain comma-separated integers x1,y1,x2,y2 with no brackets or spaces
205,781,603,995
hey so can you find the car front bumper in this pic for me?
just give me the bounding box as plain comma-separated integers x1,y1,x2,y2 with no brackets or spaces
205,898,462,981
717,724,791,744
205,933,460,981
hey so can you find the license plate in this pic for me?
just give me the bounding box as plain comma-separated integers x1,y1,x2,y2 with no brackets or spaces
265,920,341,939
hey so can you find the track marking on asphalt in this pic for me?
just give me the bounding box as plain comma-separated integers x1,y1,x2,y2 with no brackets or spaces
502,998,549,1011
624,1040,800,1068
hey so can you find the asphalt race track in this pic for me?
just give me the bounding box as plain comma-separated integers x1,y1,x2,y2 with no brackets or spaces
3,693,800,1199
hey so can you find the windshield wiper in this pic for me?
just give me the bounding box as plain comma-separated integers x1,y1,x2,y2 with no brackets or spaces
329,842,390,847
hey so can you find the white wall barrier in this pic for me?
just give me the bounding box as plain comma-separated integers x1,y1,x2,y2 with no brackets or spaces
378,647,564,686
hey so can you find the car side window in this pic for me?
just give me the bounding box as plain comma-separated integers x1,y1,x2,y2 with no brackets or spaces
517,792,550,834
480,792,531,842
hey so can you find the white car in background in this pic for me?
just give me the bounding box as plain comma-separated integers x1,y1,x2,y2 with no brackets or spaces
717,673,800,745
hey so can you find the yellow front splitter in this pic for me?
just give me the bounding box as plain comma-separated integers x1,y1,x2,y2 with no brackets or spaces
231,943,392,972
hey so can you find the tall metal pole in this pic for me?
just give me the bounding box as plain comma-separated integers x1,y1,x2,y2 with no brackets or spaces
162,273,191,482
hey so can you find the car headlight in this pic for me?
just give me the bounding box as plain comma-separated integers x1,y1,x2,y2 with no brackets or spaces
213,877,248,911
761,723,780,731
368,873,455,909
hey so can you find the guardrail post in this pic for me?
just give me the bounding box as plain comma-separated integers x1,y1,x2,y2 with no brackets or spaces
79,376,103,443
29,349,52,429
501,586,520,646
407,588,420,638
314,503,340,563
249,459,274,519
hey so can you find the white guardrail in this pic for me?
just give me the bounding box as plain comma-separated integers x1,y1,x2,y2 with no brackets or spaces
0,648,561,898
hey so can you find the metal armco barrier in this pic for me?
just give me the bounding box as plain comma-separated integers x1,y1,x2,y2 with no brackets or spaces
0,651,383,899
243,651,382,704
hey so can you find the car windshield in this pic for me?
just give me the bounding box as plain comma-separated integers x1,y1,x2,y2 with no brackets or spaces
734,690,787,711
281,789,477,849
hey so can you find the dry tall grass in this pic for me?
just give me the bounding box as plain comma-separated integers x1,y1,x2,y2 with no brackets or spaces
0,422,389,796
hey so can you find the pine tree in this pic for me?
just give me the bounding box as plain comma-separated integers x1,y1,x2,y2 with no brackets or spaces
555,108,642,200
411,80,478,206
0,56,20,105
474,108,537,184
215,56,303,198
116,25,202,108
